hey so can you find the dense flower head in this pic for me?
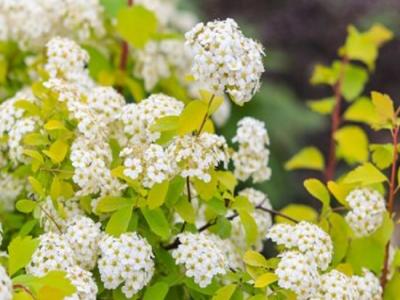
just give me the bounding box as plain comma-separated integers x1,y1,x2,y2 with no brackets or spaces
232,117,271,182
167,133,229,182
87,87,125,125
185,18,265,105
121,93,184,145
171,232,227,287
207,234,243,270
65,266,98,300
352,269,382,300
230,188,273,251
267,221,333,270
64,216,102,270
26,232,76,276
275,251,320,299
0,265,12,300
345,188,386,237
315,270,359,299
98,233,155,298
0,0,104,50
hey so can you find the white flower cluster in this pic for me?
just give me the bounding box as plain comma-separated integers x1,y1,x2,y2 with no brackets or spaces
134,39,192,91
232,117,271,183
172,232,227,287
65,266,98,300
268,221,333,270
315,270,359,299
167,133,229,182
0,265,12,300
207,234,243,271
352,268,383,300
345,188,386,237
230,188,273,251
0,173,24,211
98,233,154,298
0,0,104,50
185,18,265,105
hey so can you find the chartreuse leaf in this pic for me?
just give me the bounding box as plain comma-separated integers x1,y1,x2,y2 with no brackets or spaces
371,91,395,129
243,250,269,268
23,149,44,172
13,291,32,300
343,162,387,186
276,204,317,224
328,213,350,264
148,180,169,209
334,126,368,164
254,273,278,288
116,5,158,48
335,263,353,276
165,176,185,207
143,281,169,300
141,207,170,239
344,97,378,125
105,205,133,237
199,90,224,114
150,116,179,132
370,144,394,170
14,100,41,116
304,178,330,209
178,100,208,135
28,176,45,198
193,175,218,201
43,139,69,164
310,64,338,86
96,196,134,213
44,120,65,131
23,133,49,146
285,147,325,171
8,236,39,275
216,171,237,193
175,196,196,224
333,62,368,101
384,272,400,300
16,199,37,213
327,181,353,207
212,284,236,300
307,97,335,115
239,211,258,246
100,0,125,18
0,56,7,84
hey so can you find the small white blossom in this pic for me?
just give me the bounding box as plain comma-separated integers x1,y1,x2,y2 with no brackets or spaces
315,270,359,299
352,269,382,300
0,265,12,300
345,188,386,237
65,266,98,300
171,232,227,287
64,216,102,270
185,18,265,105
232,117,271,183
98,233,155,298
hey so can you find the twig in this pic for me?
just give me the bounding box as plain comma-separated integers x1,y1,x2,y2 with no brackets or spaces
255,205,299,223
13,284,36,299
197,94,215,136
325,56,349,182
118,0,134,73
39,204,63,233
186,177,192,203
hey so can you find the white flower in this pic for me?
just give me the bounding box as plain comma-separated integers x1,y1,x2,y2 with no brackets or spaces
171,232,227,287
185,18,265,105
65,266,98,300
0,265,12,300
232,117,271,183
64,216,102,270
345,188,386,237
87,87,124,125
167,133,229,182
0,173,25,211
275,251,320,300
98,233,154,298
267,221,333,271
26,232,76,276
352,269,382,300
316,270,359,299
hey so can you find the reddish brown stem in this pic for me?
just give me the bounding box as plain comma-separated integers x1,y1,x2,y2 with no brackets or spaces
325,56,349,182
13,284,36,299
118,0,134,72
380,124,399,288
197,94,215,136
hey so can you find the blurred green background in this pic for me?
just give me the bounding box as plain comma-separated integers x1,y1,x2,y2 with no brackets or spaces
181,0,400,209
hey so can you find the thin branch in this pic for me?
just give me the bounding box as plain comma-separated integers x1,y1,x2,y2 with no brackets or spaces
197,94,215,136
186,177,192,203
39,204,63,233
13,284,36,299
118,0,134,73
255,205,299,223
325,56,349,182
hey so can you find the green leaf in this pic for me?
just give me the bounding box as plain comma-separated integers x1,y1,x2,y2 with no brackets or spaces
116,6,158,48
0,56,7,84
44,120,65,131
327,181,352,207
8,236,39,276
14,100,40,116
28,176,45,198
148,181,169,209
96,196,134,213
141,207,170,240
307,97,335,115
212,284,237,300
371,91,395,128
193,174,218,201
346,237,385,274
254,273,278,288
334,62,368,101
285,147,325,171
343,162,387,186
175,196,196,224
370,144,394,170
276,204,317,224
303,178,330,209
216,171,237,193
105,205,133,237
151,116,180,132
243,250,269,268
344,97,378,125
334,126,369,164
178,100,208,135
16,199,37,214
100,0,125,18
23,133,50,146
43,140,68,164
84,46,112,80
239,211,258,246
143,281,169,300
310,64,338,86
328,213,350,264
165,176,185,207
208,216,231,239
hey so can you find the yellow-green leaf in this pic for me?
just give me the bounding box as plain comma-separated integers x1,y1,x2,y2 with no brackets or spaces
105,205,133,237
147,181,169,209
8,236,39,276
285,147,325,171
310,64,338,86
28,176,45,197
175,196,196,224
307,97,335,115
371,91,395,128
44,120,65,131
370,144,394,170
334,126,368,164
243,250,269,268
344,97,378,125
212,284,237,300
276,204,317,224
343,162,387,186
304,178,330,208
254,272,278,288
199,90,224,115
327,181,353,207
43,140,68,164
239,211,258,246
178,100,208,135
16,199,37,214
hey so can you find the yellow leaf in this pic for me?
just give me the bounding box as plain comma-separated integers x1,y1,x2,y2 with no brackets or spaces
304,178,330,208
243,250,269,268
335,263,354,276
276,204,317,224
327,181,353,207
28,176,45,198
344,97,378,125
254,272,278,288
365,24,393,47
285,147,325,171
343,162,387,186
307,97,336,115
371,91,395,128
334,126,368,164
43,140,68,164
178,100,208,135
212,284,237,300
199,90,224,114
44,120,65,131
50,176,61,201
147,180,169,209
310,64,338,86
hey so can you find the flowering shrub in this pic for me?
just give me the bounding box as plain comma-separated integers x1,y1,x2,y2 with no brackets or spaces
0,1,399,300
